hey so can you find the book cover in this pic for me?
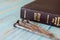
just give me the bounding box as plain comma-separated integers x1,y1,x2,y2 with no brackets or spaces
20,0,60,27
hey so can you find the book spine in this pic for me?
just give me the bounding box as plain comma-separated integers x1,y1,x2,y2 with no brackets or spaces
20,8,60,27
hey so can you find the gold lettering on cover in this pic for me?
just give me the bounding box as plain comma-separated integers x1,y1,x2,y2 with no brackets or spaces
54,17,57,25
57,17,60,26
52,17,60,26
37,13,41,21
52,18,54,23
34,13,37,20
24,10,26,18
47,15,49,23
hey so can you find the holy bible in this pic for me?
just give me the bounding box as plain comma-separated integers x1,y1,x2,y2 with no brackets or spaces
20,0,60,27
13,0,60,40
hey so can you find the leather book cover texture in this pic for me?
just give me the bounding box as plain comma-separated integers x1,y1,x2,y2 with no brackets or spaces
20,0,60,27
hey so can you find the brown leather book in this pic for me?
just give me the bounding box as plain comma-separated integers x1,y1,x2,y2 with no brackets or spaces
20,0,60,27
